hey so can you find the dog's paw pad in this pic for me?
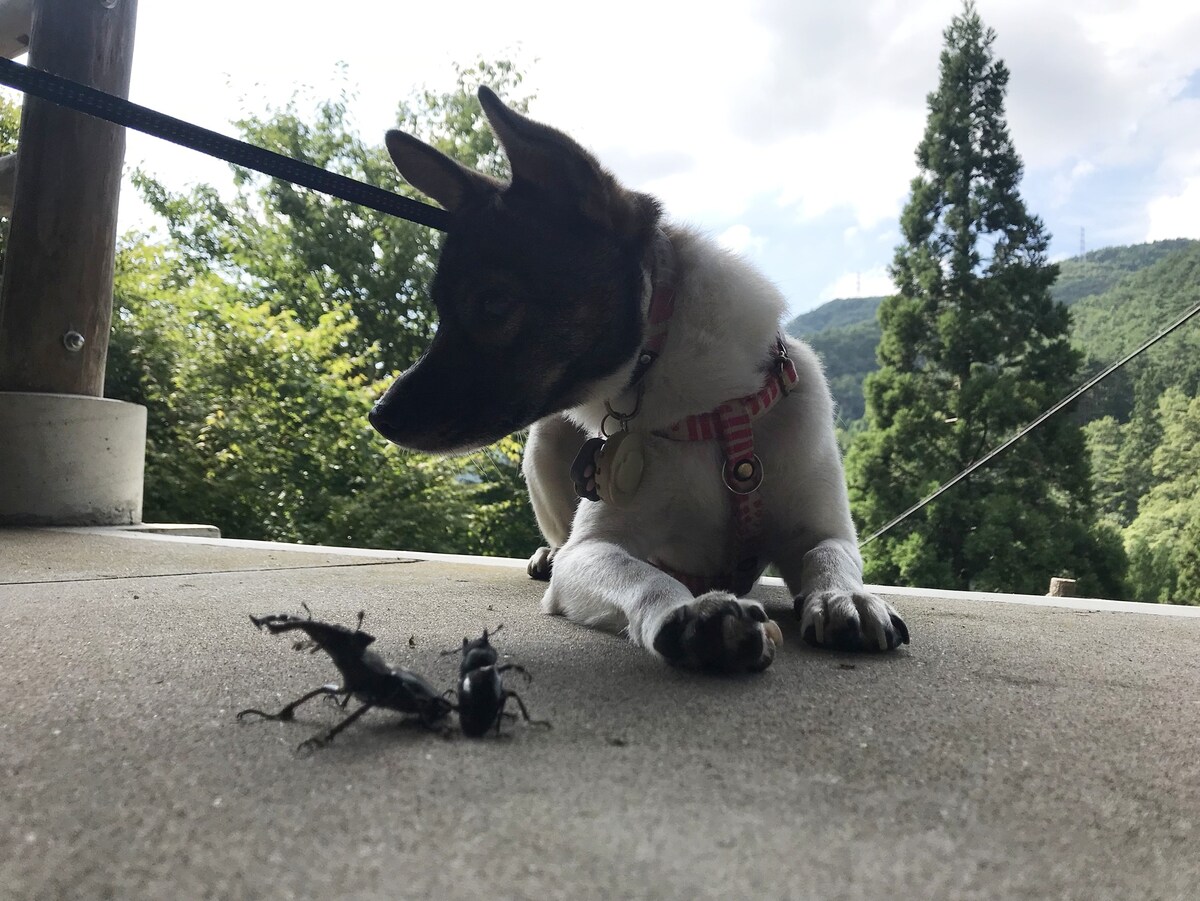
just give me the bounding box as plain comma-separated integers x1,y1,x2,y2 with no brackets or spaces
653,593,779,673
795,590,909,652
527,546,555,581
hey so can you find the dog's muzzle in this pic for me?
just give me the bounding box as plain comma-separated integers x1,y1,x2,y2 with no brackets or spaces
367,360,444,449
367,352,529,453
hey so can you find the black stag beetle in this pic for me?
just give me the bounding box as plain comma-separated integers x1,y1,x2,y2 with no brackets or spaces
444,624,551,737
237,605,453,754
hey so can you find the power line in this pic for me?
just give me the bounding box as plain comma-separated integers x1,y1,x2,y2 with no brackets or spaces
861,297,1200,546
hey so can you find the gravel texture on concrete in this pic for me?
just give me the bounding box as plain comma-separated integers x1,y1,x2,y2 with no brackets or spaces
2,527,1198,901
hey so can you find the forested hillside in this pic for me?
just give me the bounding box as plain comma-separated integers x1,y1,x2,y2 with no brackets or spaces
1053,239,1195,307
1072,242,1200,366
789,240,1200,424
1074,243,1200,602
805,320,879,422
786,296,882,423
788,295,884,336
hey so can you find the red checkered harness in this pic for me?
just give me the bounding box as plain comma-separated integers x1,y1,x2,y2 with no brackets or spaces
586,234,800,596
654,340,800,596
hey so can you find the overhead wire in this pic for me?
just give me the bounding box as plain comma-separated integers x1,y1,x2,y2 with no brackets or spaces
861,297,1200,546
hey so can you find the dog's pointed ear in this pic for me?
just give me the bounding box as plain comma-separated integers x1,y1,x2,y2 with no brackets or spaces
385,129,499,212
477,86,660,235
480,86,614,197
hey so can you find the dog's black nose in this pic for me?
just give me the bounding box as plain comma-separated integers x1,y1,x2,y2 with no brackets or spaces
367,403,399,443
369,396,435,449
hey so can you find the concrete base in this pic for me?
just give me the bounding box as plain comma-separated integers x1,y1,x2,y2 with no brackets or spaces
0,391,146,526
108,522,222,539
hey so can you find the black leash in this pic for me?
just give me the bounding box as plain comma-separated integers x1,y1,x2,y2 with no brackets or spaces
0,56,452,232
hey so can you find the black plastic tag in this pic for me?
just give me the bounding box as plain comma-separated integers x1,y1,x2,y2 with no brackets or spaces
570,437,606,502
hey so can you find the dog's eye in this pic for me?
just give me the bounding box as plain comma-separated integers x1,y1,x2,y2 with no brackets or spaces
477,291,517,322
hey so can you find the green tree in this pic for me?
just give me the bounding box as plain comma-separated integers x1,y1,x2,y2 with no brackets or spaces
1083,415,1142,527
108,239,482,549
1123,388,1200,604
0,94,17,148
0,93,22,264
846,2,1125,597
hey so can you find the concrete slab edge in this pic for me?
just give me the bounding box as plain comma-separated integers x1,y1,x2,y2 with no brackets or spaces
106,523,222,538
44,526,1200,618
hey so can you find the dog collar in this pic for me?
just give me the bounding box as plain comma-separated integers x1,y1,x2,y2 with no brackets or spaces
570,230,675,504
597,229,674,437
573,333,798,497
627,230,677,387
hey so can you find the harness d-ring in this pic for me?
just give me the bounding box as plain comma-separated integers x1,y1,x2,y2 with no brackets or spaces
723,454,764,494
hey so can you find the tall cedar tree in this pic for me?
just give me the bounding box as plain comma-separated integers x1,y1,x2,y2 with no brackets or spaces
845,2,1126,597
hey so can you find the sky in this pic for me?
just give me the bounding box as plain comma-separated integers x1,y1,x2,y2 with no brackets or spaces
40,0,1200,317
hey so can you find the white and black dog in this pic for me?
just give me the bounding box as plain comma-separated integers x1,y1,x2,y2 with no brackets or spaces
370,88,908,673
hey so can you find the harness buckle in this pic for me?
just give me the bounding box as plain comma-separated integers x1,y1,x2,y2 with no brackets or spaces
602,383,644,438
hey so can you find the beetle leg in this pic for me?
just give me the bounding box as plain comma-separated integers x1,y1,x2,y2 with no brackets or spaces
501,690,551,729
495,663,533,684
296,702,375,755
237,683,343,722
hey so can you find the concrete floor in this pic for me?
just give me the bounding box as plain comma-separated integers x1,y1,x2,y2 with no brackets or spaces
2,527,1198,901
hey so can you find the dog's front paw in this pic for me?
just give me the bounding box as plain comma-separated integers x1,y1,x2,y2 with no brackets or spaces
653,593,782,673
528,546,556,581
795,590,909,652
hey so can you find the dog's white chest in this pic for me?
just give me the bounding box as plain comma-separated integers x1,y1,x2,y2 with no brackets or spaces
573,435,738,574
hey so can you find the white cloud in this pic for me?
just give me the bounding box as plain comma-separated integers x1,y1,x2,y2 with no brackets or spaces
729,0,945,141
768,106,923,228
1071,160,1097,181
818,267,895,302
1146,176,1200,240
116,0,1200,317
1048,159,1098,208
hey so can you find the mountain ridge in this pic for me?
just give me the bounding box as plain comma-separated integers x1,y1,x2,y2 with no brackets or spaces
787,239,1200,423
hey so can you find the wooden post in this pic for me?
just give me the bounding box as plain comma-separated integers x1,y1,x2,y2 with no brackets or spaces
0,0,138,395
